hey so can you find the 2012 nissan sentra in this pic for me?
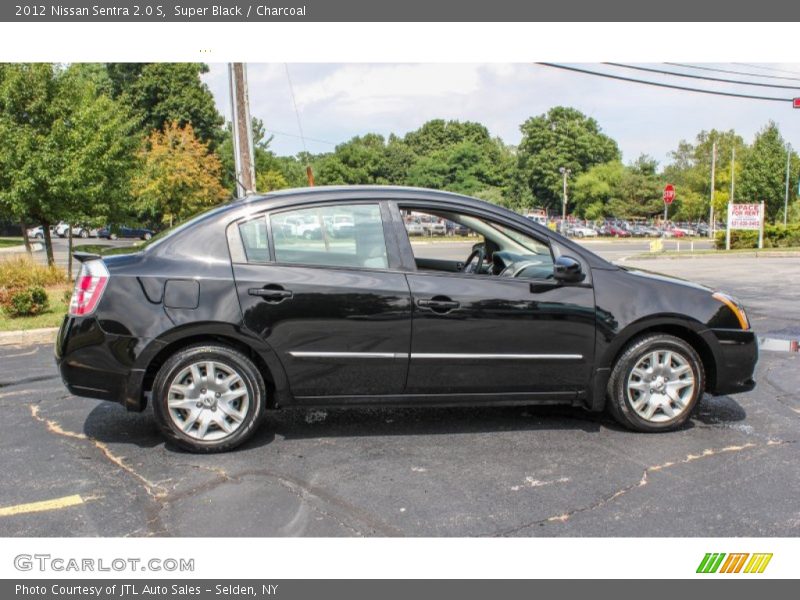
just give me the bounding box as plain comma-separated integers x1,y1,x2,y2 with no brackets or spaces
55,186,757,452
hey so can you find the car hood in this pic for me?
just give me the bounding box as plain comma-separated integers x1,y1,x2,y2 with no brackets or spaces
618,265,712,293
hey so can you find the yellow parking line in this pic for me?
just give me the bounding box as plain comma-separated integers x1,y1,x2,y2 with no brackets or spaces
0,494,84,517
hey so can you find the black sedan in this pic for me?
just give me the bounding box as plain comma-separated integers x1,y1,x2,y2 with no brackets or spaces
98,225,155,241
56,186,757,452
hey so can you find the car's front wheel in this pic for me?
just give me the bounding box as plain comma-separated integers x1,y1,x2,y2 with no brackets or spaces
152,344,267,453
606,334,704,432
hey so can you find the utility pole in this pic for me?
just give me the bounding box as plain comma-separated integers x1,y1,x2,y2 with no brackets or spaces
784,143,792,226
708,142,716,238
559,167,571,234
228,63,256,197
726,147,735,251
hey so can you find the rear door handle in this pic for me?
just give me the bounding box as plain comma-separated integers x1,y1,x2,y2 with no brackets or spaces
248,286,294,302
417,297,460,313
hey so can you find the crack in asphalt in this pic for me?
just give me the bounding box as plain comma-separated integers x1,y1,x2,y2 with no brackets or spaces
165,464,403,537
761,363,800,416
492,440,794,537
29,404,168,501
26,403,402,536
0,374,60,389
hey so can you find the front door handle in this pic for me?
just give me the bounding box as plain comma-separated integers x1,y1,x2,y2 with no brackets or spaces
417,297,460,313
248,286,294,302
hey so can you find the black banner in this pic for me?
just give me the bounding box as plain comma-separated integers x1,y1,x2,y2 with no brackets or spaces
3,580,799,600
1,0,799,22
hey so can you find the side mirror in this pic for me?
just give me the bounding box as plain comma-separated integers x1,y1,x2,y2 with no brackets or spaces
553,255,584,283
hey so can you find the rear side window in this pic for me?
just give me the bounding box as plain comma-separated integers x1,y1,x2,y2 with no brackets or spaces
269,204,388,269
239,217,270,263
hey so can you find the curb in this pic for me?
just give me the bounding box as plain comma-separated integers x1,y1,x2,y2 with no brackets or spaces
625,251,800,261
0,327,58,346
0,242,43,254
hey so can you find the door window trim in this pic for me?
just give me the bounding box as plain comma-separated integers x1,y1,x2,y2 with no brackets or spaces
227,199,404,272
390,200,587,284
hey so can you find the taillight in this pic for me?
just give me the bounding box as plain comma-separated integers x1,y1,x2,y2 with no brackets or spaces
68,260,109,317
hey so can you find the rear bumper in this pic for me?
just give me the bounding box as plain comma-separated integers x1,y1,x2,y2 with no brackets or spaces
55,315,148,411
707,328,758,395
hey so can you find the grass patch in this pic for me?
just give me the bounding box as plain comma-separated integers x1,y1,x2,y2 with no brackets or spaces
409,235,479,243
74,243,143,256
0,237,24,248
0,255,67,288
0,285,70,331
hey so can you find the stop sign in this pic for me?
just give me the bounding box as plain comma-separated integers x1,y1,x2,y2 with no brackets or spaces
663,184,676,204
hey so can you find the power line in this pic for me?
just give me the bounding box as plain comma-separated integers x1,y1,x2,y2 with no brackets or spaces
536,63,794,103
284,64,309,155
605,62,800,90
733,63,800,77
664,62,800,83
266,128,337,147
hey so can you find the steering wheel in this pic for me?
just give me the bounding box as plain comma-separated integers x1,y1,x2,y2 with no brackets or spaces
462,246,486,274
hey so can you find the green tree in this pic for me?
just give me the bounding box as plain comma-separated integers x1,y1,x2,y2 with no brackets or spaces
663,129,747,222
517,106,620,210
132,121,228,226
738,122,799,221
106,63,224,146
0,63,139,265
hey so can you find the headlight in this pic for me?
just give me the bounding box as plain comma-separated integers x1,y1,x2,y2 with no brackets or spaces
712,292,750,330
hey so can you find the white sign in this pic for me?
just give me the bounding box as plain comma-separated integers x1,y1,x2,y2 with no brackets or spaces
729,203,763,231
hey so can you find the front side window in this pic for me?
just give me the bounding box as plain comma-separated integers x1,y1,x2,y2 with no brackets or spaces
270,204,388,269
400,207,554,280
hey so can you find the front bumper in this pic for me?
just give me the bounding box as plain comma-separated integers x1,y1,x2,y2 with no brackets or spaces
707,328,758,395
55,316,148,411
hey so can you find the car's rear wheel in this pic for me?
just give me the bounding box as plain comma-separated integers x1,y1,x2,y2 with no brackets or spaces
606,334,704,432
142,232,152,241
152,344,267,453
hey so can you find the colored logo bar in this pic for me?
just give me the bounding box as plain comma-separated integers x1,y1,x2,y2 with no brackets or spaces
697,553,773,574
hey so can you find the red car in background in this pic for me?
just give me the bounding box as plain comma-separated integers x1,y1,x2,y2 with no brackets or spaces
606,224,631,238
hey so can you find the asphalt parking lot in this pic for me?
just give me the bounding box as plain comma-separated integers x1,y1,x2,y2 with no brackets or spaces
0,245,797,537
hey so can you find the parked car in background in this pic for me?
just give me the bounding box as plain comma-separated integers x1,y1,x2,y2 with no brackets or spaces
324,214,355,238
422,218,446,236
26,225,45,239
56,185,757,452
445,220,470,236
606,224,631,238
405,219,425,236
55,222,99,239
98,225,155,241
662,227,687,238
568,225,598,238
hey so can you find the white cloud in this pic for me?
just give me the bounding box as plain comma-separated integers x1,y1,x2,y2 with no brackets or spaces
203,63,800,165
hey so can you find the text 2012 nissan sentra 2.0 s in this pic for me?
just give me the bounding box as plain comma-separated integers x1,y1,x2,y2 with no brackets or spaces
55,186,757,453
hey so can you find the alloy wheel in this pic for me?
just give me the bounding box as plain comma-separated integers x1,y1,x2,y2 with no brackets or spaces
626,349,696,423
166,360,250,441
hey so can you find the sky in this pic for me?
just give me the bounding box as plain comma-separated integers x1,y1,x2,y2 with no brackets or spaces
202,63,800,167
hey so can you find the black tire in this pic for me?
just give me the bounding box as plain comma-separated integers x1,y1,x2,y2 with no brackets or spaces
606,334,704,432
79,229,88,238
152,344,267,453
110,233,118,240
142,232,152,241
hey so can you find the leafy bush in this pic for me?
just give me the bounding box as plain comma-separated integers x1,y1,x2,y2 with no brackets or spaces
715,224,800,249
0,256,66,289
6,286,50,318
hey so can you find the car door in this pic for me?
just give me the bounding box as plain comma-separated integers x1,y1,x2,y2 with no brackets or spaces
231,201,412,399
398,207,596,398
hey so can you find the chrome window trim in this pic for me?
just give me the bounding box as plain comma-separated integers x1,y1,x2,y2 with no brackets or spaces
289,351,583,360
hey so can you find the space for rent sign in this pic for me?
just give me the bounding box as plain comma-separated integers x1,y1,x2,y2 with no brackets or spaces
728,203,763,230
